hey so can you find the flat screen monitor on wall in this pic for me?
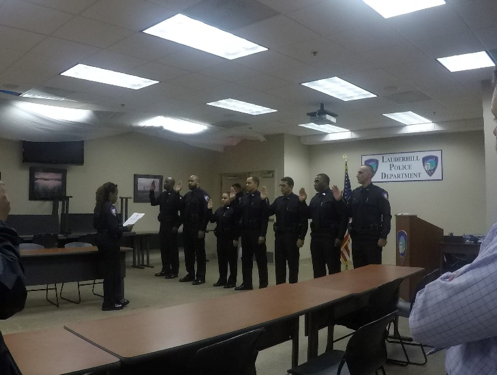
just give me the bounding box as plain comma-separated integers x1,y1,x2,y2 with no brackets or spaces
22,141,84,165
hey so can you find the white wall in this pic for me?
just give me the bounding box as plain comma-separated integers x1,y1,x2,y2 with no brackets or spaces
0,132,217,233
309,131,486,265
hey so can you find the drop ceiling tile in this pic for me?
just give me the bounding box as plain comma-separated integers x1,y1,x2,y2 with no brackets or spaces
412,31,486,58
129,62,189,82
236,14,320,49
359,43,427,68
20,0,98,14
199,61,259,82
387,6,470,41
167,73,227,90
0,0,73,34
82,49,149,72
146,0,203,12
474,26,497,50
110,33,182,60
236,73,292,92
52,16,133,48
0,48,24,66
256,0,325,14
82,0,174,31
451,0,497,30
0,25,46,52
158,48,225,72
236,50,305,73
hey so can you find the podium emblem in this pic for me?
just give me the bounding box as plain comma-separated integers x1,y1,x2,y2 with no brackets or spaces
422,155,438,177
397,230,407,266
364,158,379,176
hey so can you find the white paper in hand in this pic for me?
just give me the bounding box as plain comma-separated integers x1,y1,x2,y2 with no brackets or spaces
123,213,145,226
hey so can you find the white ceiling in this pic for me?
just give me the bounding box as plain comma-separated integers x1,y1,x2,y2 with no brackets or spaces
0,0,495,150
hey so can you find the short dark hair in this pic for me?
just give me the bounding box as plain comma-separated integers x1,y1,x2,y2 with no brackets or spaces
232,183,242,191
316,173,330,185
249,176,260,186
281,176,294,187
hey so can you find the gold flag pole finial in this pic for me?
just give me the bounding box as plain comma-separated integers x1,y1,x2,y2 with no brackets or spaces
342,154,348,162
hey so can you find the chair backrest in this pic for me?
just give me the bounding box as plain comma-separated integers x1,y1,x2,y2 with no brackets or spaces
64,242,93,248
32,233,58,249
19,243,45,250
77,233,97,245
342,311,397,375
368,278,403,320
411,269,440,309
189,328,265,375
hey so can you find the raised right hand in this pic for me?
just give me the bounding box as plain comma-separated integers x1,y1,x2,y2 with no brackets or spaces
174,180,182,192
331,185,343,201
229,187,236,201
298,187,307,202
0,182,11,222
207,199,213,209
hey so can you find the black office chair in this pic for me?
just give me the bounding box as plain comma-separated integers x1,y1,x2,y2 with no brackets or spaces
187,328,265,375
59,242,101,304
19,243,44,250
333,278,404,343
288,311,397,375
32,233,58,249
387,269,440,366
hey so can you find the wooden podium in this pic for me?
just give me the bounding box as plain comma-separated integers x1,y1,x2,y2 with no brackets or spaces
396,214,443,301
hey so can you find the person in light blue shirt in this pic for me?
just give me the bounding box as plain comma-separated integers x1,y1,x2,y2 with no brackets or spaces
410,70,497,375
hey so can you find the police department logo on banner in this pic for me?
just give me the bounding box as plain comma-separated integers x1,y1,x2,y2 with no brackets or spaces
361,150,442,182
364,158,379,176
422,155,438,177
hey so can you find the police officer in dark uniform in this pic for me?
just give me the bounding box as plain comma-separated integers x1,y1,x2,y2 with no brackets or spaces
231,183,243,207
234,176,269,290
267,177,308,284
93,182,133,311
300,174,348,278
207,192,238,288
149,177,181,279
176,175,210,285
0,181,26,375
333,165,391,267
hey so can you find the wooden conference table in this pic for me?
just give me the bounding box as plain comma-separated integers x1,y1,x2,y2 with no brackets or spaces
62,265,422,373
4,327,120,375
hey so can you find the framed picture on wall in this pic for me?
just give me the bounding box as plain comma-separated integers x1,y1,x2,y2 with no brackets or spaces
29,167,67,201
134,174,163,203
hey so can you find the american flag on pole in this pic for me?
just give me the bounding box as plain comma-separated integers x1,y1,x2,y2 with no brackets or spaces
341,158,352,269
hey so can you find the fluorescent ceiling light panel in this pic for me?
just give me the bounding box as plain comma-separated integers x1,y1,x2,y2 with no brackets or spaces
140,116,208,134
61,64,158,89
16,102,91,122
298,123,349,133
301,77,376,101
437,51,495,72
207,98,277,115
143,14,267,60
21,89,76,102
404,123,436,133
363,0,445,18
383,111,432,125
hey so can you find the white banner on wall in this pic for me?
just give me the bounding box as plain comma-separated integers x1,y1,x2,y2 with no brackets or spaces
361,150,443,182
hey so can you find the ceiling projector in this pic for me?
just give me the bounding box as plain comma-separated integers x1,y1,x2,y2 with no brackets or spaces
306,103,338,125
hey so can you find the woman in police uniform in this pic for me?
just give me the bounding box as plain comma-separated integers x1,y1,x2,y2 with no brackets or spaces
93,182,133,311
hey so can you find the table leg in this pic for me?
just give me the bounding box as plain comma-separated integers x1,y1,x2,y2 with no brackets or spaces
307,311,319,359
291,317,299,368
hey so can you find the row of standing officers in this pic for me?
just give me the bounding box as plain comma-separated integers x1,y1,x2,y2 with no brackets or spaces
149,165,391,290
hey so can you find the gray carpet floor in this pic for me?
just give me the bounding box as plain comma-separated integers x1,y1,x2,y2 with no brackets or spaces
2,252,446,374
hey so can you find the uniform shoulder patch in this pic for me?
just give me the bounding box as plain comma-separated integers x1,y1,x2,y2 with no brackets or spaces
204,194,210,202
111,206,117,216
382,191,389,200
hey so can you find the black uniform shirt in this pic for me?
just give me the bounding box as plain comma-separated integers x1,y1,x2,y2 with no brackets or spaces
307,188,348,239
237,190,269,237
269,193,308,240
93,201,128,238
180,188,210,231
209,206,238,240
149,189,181,227
348,183,391,239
